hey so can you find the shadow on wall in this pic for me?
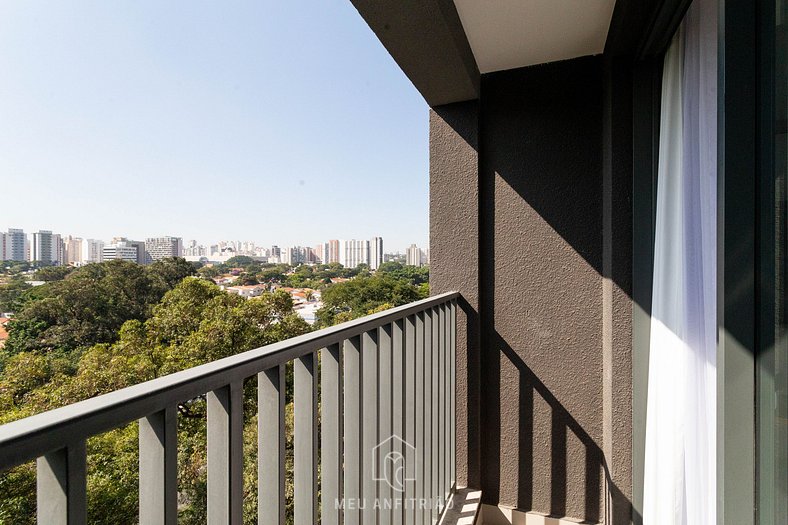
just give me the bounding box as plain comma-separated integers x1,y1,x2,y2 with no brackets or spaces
433,56,639,523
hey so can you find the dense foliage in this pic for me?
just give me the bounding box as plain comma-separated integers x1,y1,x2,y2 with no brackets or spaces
197,260,364,289
2,259,195,360
0,258,428,524
316,271,428,327
0,274,309,524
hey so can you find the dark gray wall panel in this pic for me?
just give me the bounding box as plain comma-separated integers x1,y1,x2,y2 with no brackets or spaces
479,56,606,521
429,101,480,489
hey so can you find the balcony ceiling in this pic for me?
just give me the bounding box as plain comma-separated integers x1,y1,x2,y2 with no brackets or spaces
452,0,617,74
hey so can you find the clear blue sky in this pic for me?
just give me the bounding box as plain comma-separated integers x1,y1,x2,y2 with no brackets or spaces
0,1,429,253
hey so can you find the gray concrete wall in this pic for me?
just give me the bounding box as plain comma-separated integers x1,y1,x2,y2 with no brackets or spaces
429,101,480,489
430,56,633,524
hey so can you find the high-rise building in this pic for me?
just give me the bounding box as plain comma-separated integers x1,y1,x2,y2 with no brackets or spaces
341,239,370,269
5,229,26,262
84,239,105,263
282,246,307,266
31,230,65,265
64,236,83,265
112,237,147,265
313,244,326,264
406,244,424,267
145,236,183,262
184,240,207,257
370,237,384,270
328,240,340,264
103,242,139,262
0,232,5,261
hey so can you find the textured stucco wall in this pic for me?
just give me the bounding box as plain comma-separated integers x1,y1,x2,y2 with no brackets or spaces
429,101,480,489
431,55,633,523
479,57,605,522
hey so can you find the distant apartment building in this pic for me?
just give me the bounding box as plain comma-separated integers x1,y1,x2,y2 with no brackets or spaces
64,236,83,265
112,237,147,265
145,236,182,262
341,239,370,269
370,237,384,270
0,232,5,261
184,240,207,257
327,239,340,264
84,239,105,263
103,242,139,263
31,230,65,266
314,243,328,264
282,246,307,266
5,229,26,262
406,243,425,267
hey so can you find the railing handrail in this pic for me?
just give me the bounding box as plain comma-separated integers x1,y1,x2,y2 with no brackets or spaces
0,291,459,471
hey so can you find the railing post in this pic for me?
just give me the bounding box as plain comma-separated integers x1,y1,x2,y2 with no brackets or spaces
415,313,425,524
344,336,362,525
423,308,433,524
139,406,178,525
362,329,379,525
450,300,457,491
378,324,393,525
259,365,286,525
294,351,318,525
431,307,440,523
438,304,446,510
392,319,405,525
321,344,343,525
207,381,244,525
37,442,87,525
404,315,416,525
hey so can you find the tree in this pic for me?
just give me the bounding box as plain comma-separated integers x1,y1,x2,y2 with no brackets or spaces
4,260,177,356
0,279,311,525
377,262,430,285
0,277,31,312
316,273,423,327
224,255,256,267
147,257,197,290
32,266,74,282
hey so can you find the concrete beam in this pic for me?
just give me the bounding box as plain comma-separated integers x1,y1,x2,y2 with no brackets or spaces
350,0,480,106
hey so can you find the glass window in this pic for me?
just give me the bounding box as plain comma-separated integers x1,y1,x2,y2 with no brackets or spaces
759,1,788,523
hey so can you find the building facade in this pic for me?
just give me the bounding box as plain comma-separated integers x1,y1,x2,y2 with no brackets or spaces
5,229,26,262
370,236,384,270
112,238,147,265
327,239,340,264
31,231,65,266
341,239,369,269
84,239,104,263
103,242,139,263
406,243,424,267
145,237,183,262
64,236,83,266
282,246,307,266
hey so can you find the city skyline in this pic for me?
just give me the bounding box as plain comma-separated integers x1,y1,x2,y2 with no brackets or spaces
0,1,429,252
1,227,429,267
0,225,423,256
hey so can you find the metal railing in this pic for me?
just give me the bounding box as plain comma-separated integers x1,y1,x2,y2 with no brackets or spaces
0,292,458,525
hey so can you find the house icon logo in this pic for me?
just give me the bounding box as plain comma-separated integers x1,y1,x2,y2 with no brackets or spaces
372,435,417,492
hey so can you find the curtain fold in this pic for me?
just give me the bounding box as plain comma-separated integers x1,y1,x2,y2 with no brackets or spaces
643,0,717,523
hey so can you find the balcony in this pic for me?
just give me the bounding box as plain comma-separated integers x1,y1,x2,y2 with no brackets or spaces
0,292,463,524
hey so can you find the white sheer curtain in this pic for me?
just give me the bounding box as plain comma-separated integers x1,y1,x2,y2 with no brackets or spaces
643,0,717,523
